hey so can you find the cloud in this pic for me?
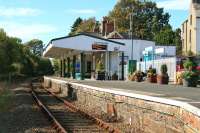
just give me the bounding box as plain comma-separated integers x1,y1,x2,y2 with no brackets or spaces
0,7,41,17
157,0,190,10
67,9,96,14
0,22,57,42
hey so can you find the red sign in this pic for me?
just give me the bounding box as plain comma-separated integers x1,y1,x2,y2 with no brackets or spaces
92,44,107,50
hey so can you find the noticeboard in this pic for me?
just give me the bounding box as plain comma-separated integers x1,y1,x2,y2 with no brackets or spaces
92,44,107,50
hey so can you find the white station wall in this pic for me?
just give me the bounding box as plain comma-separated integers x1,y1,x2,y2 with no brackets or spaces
197,18,200,54
111,39,155,61
52,35,125,52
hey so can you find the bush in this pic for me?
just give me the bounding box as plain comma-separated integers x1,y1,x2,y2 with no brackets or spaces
36,58,54,76
0,88,14,112
160,64,168,74
183,60,194,70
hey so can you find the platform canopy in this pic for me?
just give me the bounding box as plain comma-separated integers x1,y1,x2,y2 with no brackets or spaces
43,33,125,58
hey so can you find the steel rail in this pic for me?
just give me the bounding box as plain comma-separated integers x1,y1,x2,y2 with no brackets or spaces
44,87,121,133
31,87,67,133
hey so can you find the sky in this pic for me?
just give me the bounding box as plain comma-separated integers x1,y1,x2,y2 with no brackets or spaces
0,0,190,44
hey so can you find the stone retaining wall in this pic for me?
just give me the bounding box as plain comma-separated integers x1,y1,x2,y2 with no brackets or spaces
44,77,200,133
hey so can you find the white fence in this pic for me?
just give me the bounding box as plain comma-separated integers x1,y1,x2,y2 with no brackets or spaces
137,57,176,81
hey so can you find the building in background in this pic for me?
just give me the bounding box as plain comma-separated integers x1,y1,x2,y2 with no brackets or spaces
182,0,200,55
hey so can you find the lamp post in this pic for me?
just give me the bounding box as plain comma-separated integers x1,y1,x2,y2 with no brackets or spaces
129,9,137,60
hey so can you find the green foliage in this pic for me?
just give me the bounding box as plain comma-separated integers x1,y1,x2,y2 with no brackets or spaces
154,25,175,45
69,17,100,35
36,58,54,76
69,17,83,36
52,59,60,75
182,70,198,81
174,28,182,55
0,28,54,81
160,64,168,74
0,88,14,112
96,60,104,72
108,0,170,40
25,39,43,56
187,50,194,56
183,59,195,70
77,17,99,33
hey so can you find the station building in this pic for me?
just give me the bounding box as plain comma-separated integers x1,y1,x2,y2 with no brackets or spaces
43,33,126,80
182,0,200,55
43,16,176,80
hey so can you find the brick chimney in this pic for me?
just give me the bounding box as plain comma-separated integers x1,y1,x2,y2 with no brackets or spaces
101,17,114,37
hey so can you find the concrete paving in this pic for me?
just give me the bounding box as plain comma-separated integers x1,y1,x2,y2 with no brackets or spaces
71,80,200,108
50,77,200,109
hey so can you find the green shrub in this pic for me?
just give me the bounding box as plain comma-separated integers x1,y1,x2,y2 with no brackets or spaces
160,64,168,74
183,60,194,70
0,88,14,112
36,58,54,76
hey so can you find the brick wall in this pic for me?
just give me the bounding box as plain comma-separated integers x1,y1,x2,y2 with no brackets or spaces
44,77,200,133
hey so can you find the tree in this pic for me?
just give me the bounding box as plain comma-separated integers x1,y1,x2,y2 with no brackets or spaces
108,0,170,40
153,25,175,45
69,17,100,35
69,17,83,36
25,39,43,56
0,28,54,81
76,17,99,33
174,28,182,55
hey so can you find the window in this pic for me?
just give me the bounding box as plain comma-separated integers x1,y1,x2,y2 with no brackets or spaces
189,30,192,43
193,0,200,3
182,24,184,33
190,15,192,25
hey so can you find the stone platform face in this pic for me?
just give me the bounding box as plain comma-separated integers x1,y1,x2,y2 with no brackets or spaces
44,76,200,133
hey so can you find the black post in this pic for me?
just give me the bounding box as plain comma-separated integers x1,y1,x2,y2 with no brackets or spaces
60,59,63,77
80,53,85,80
121,52,125,80
67,57,70,78
63,59,66,77
72,55,76,79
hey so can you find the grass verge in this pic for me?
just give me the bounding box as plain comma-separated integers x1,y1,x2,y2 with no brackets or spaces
0,83,14,112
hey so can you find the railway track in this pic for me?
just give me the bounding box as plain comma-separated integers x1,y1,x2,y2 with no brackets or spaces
31,82,120,133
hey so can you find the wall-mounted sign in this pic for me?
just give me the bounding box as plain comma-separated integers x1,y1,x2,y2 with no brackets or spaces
114,47,119,51
92,44,107,50
155,48,164,54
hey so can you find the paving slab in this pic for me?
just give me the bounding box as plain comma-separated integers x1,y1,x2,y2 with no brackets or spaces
49,77,200,109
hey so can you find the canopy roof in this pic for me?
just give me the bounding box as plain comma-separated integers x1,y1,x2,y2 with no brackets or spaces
43,33,125,58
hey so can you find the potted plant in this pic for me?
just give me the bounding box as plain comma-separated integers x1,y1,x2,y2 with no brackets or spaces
182,59,199,87
176,71,183,85
128,73,135,81
147,66,157,83
157,64,169,84
96,60,105,80
133,71,143,82
112,71,118,80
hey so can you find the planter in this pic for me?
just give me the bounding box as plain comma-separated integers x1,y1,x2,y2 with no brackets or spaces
176,78,183,85
128,74,135,81
91,71,96,80
157,74,169,84
147,75,157,83
96,71,105,80
112,74,118,80
134,76,143,82
183,79,197,87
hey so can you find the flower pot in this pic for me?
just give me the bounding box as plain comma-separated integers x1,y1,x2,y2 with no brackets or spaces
157,74,169,84
96,71,105,80
183,79,197,87
147,75,157,83
112,73,118,80
134,76,142,82
128,74,135,81
176,78,183,85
